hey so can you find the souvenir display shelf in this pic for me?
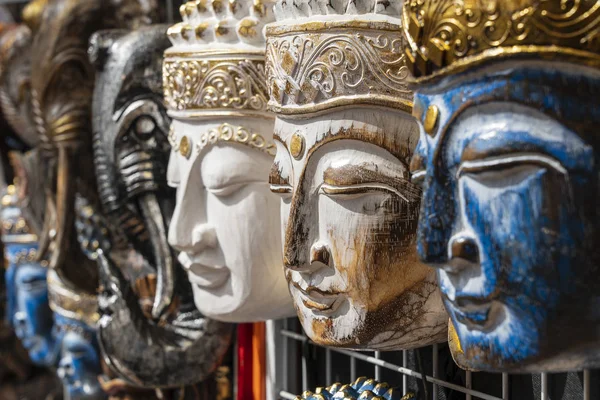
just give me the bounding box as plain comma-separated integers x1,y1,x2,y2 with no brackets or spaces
271,318,596,400
1,0,598,399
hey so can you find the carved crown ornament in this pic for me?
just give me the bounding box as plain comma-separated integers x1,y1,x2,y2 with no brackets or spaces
164,0,277,155
402,0,600,83
265,18,414,117
169,122,276,157
162,55,270,117
164,0,274,118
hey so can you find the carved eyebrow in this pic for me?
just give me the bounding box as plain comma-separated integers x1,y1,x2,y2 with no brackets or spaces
323,164,421,203
274,134,286,145
460,133,539,164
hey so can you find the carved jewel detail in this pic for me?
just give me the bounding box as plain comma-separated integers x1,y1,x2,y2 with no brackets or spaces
266,22,413,115
169,123,276,157
163,57,269,113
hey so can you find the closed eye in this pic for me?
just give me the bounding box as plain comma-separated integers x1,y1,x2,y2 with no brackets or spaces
206,183,247,197
320,183,409,202
457,153,567,178
19,276,47,291
411,170,426,188
270,184,292,196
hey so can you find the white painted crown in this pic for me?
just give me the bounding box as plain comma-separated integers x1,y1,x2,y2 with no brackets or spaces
273,0,403,21
167,0,275,50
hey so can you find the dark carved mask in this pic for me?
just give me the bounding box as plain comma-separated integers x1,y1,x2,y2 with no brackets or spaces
86,26,232,388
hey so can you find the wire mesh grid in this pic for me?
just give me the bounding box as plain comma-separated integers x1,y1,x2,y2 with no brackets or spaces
272,318,596,400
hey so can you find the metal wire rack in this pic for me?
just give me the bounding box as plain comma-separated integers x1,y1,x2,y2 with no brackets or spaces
270,318,598,400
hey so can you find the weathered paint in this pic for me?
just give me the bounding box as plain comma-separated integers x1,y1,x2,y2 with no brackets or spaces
413,61,600,372
271,107,448,349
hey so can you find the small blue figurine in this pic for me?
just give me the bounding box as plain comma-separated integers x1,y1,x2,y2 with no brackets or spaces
2,184,105,399
55,313,103,400
47,257,103,400
403,0,600,372
2,185,60,367
295,377,414,400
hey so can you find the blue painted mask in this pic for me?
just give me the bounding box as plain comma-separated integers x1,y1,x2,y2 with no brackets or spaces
2,189,60,367
7,251,59,366
55,315,104,400
46,268,103,399
411,61,600,372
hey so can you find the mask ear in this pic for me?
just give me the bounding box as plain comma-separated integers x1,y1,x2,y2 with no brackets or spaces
88,29,129,72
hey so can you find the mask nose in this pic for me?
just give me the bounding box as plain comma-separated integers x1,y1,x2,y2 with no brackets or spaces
13,311,27,334
310,242,331,268
167,158,207,253
171,223,217,254
450,235,480,263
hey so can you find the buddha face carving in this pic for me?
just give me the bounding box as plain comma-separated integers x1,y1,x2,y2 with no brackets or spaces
167,119,294,322
412,62,600,371
55,318,103,400
269,108,447,349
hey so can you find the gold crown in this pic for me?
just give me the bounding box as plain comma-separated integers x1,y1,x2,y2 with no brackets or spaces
163,0,274,118
265,13,413,116
403,0,600,83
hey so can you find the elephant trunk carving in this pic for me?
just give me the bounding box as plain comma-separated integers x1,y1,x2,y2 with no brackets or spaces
94,245,231,387
87,26,233,388
138,193,173,319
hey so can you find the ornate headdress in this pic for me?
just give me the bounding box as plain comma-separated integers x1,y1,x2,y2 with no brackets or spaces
265,0,413,117
163,0,277,157
402,0,600,83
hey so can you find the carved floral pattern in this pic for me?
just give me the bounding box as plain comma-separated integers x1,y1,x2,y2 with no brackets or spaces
403,0,600,79
265,25,413,114
163,58,269,112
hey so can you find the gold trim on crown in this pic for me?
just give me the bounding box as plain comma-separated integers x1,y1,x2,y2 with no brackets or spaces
403,0,600,83
265,20,413,117
164,0,274,117
163,54,270,116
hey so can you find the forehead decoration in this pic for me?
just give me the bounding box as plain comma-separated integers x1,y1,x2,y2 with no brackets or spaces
403,0,600,83
266,0,413,117
164,0,276,154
